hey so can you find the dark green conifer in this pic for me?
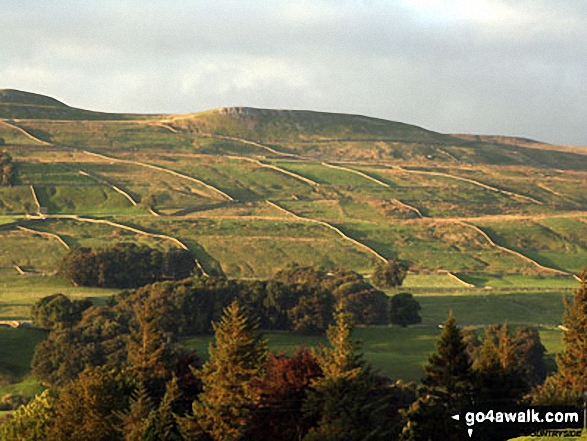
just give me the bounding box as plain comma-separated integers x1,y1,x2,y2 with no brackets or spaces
303,303,392,441
179,300,267,441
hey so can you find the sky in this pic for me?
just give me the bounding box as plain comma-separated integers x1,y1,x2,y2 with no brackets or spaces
1,0,586,146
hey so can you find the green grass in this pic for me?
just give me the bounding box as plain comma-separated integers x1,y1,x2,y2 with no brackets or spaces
0,328,46,379
34,185,136,215
181,326,440,381
0,230,65,273
181,324,567,382
0,270,117,320
458,274,578,289
403,274,469,288
0,327,46,400
0,186,37,214
416,291,568,327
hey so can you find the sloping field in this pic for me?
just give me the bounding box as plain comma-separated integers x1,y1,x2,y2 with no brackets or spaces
1,90,587,290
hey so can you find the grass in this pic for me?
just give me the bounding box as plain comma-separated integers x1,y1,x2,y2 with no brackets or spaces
181,323,567,382
0,230,65,272
0,270,117,320
181,326,440,381
416,291,568,327
0,327,46,399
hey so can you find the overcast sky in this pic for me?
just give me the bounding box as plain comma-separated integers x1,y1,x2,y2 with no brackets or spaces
1,0,585,145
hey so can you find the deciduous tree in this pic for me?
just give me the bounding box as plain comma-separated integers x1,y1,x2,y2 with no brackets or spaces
372,259,408,289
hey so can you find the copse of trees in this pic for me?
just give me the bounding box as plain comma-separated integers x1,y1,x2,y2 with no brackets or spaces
31,265,396,387
59,243,197,288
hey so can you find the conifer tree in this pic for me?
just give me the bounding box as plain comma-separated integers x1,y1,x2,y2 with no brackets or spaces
46,367,132,441
422,312,473,399
535,271,587,404
303,303,392,441
179,300,267,441
126,298,176,396
117,382,154,441
401,312,473,441
472,325,528,406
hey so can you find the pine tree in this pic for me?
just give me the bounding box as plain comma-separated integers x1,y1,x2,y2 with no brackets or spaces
472,325,527,407
116,382,154,441
535,272,587,404
402,312,473,441
303,303,392,441
126,298,176,396
143,376,184,441
179,300,267,441
422,312,473,399
46,367,132,441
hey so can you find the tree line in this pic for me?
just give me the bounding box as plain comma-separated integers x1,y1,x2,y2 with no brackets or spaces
4,264,586,440
30,265,419,387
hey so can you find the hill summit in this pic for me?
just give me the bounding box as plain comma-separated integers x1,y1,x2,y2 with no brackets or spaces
0,89,68,108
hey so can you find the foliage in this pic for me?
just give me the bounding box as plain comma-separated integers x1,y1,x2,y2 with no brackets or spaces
249,348,322,441
46,367,133,441
31,306,130,386
389,292,422,327
332,279,388,325
372,259,408,289
59,243,197,289
466,323,547,392
179,300,267,441
303,304,395,441
0,389,55,441
402,312,473,441
30,293,92,330
471,324,529,407
534,271,587,404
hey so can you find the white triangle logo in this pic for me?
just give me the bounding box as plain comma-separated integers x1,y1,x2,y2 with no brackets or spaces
451,414,460,421
468,428,473,437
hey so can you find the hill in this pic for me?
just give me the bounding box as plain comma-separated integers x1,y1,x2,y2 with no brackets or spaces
0,89,154,121
0,90,586,315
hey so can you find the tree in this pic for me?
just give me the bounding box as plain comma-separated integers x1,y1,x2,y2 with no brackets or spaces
303,304,393,441
59,244,196,289
535,271,587,404
372,259,408,289
472,325,528,407
422,313,472,398
0,389,55,441
249,348,322,441
402,312,473,441
46,367,132,441
179,300,267,441
389,292,422,327
117,377,183,441
31,293,92,330
332,280,388,325
126,296,178,398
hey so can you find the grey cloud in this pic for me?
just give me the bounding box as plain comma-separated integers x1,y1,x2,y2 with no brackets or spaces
0,0,585,145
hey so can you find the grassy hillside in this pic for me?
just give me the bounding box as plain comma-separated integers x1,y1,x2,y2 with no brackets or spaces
1,90,586,311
